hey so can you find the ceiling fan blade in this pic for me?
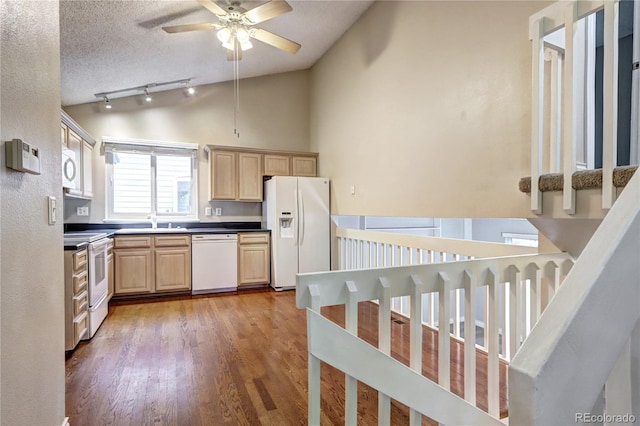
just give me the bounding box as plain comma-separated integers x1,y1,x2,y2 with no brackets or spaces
198,0,228,16
162,22,219,33
251,28,300,54
244,0,292,24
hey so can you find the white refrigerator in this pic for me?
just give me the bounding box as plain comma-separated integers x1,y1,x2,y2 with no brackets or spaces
263,176,330,290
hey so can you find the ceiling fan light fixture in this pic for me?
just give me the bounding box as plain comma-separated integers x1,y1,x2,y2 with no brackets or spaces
240,40,253,51
222,40,235,50
216,27,231,43
236,28,250,44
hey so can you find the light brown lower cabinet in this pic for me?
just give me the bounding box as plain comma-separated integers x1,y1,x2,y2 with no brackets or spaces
114,234,191,296
238,232,270,287
64,248,89,351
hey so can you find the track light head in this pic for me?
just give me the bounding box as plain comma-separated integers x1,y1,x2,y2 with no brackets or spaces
104,96,112,109
144,88,152,102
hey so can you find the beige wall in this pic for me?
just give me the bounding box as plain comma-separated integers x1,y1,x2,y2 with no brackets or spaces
64,70,310,223
0,1,66,424
310,0,552,218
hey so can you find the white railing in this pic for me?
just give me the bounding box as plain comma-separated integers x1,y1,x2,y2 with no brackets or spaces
509,142,640,424
297,251,573,424
529,0,621,214
337,227,538,270
337,227,541,340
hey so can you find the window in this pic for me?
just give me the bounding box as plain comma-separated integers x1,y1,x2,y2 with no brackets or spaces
502,232,539,248
104,138,198,221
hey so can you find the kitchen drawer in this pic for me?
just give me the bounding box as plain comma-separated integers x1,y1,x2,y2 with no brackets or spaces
73,249,87,272
114,236,152,249
73,291,88,317
238,233,269,245
74,311,88,343
154,234,190,248
73,270,88,294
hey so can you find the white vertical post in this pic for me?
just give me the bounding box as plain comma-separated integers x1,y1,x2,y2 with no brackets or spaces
549,48,563,173
543,261,560,310
486,268,500,417
308,285,322,426
438,273,451,392
344,281,358,425
603,0,619,209
339,237,344,270
463,270,477,406
410,275,424,426
378,278,391,424
526,263,542,333
531,17,546,214
563,2,578,215
507,265,522,361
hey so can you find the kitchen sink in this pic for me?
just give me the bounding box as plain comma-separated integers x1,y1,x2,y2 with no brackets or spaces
117,228,189,234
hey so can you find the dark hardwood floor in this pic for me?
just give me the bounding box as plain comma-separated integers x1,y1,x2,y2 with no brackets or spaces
66,290,506,425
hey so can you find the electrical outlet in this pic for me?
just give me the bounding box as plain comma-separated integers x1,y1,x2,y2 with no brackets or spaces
205,207,212,216
215,208,222,216
350,185,356,195
48,196,56,225
77,206,89,216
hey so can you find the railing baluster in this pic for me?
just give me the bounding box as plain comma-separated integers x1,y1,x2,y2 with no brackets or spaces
438,273,451,391
531,16,545,214
339,237,344,270
602,0,619,209
543,261,560,311
307,284,321,426
562,1,578,215
453,288,461,338
507,265,522,360
526,263,542,335
345,281,358,424
463,270,477,406
486,268,499,417
410,275,424,426
378,278,391,424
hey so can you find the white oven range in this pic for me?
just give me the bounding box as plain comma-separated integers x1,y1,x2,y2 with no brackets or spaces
64,232,110,339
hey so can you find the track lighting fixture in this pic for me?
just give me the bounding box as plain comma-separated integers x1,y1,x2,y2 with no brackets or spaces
94,78,194,109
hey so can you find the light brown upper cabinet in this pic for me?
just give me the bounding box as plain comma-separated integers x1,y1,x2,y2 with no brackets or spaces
207,145,318,201
264,154,291,176
238,152,263,201
292,156,317,177
210,150,237,200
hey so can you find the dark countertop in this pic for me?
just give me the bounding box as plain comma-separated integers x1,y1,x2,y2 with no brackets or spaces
64,223,270,247
64,242,89,251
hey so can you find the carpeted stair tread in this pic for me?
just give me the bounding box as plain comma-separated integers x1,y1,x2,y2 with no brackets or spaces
519,166,638,193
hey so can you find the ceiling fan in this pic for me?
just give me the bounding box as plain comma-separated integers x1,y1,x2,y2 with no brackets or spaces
162,0,301,60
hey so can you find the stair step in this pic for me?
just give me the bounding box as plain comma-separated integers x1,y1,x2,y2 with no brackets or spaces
519,166,637,193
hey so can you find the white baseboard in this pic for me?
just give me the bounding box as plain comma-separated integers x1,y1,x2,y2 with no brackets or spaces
62,417,70,426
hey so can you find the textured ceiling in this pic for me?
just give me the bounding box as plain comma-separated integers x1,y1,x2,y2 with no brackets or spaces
60,0,374,106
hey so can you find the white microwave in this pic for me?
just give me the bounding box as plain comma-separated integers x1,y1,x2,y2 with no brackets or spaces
62,148,77,189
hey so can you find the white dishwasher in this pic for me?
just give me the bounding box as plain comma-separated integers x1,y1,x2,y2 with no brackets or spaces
191,233,238,294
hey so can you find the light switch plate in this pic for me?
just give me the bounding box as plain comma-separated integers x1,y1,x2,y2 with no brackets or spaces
77,206,89,216
204,207,212,216
215,208,222,216
47,196,56,225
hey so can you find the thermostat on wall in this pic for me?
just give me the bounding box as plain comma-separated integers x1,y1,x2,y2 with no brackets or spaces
5,139,41,175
